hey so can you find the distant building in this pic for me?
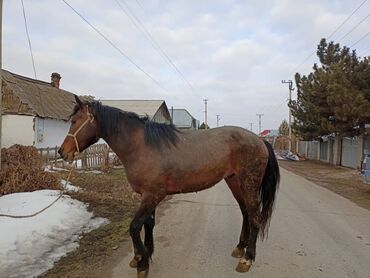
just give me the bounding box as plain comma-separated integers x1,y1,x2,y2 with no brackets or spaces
259,129,279,145
171,108,199,130
101,100,171,124
1,69,89,148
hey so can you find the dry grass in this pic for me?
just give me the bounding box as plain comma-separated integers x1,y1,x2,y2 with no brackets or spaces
0,145,61,196
279,159,370,211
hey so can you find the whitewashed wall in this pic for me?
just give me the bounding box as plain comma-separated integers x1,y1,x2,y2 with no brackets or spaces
1,115,70,148
2,115,35,147
34,118,70,148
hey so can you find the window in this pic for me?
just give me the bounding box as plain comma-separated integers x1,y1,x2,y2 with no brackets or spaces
37,118,44,143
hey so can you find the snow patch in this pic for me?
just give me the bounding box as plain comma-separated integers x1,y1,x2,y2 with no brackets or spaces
0,190,108,278
61,180,80,192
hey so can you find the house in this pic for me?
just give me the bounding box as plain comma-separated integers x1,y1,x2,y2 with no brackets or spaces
171,108,199,130
1,69,88,148
259,129,279,145
100,100,172,124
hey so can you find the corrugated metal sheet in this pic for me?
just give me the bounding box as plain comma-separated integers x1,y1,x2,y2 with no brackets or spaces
341,137,359,169
307,141,319,160
320,141,328,161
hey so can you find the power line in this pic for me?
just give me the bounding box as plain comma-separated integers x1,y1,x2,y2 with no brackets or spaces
61,0,167,92
115,0,196,92
338,13,370,42
350,31,370,48
292,0,368,74
21,0,37,79
327,0,368,40
135,0,143,9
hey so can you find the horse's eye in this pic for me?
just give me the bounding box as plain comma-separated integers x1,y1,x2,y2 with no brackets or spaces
71,120,76,124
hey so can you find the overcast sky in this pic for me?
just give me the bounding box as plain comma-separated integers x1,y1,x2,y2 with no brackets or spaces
3,0,370,131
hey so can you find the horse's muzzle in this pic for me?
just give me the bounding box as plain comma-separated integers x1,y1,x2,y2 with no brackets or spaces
58,147,74,162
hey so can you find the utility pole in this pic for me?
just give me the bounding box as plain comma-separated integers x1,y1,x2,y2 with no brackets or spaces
282,80,294,152
249,122,253,132
203,99,208,129
0,0,3,170
256,114,264,136
216,114,220,127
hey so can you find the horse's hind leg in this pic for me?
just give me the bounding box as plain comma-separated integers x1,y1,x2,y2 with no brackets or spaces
225,175,249,258
236,175,264,273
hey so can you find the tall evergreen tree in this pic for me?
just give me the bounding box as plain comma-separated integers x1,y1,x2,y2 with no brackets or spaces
290,38,370,139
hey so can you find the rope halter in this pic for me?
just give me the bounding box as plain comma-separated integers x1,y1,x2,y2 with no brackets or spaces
67,106,94,155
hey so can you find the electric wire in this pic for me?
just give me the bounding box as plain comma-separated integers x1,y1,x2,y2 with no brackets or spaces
21,0,37,79
61,0,167,92
115,0,196,92
292,0,368,74
350,31,370,48
338,13,370,42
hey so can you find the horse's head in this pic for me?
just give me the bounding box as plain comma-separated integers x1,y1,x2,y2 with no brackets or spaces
59,95,99,161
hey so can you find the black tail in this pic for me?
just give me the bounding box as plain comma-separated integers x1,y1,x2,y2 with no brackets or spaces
259,140,280,240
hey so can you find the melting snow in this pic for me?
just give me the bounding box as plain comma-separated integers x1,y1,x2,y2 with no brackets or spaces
0,189,108,278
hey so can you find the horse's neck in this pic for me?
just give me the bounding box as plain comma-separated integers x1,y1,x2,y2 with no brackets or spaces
101,128,142,166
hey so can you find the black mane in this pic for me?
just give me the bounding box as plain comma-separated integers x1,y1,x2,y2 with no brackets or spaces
74,101,179,149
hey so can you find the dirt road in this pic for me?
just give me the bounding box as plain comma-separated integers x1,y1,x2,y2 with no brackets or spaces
110,168,370,278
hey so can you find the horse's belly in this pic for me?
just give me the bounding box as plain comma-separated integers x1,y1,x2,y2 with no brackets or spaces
165,172,226,194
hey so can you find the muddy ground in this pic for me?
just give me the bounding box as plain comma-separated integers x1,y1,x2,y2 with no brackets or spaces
279,159,370,211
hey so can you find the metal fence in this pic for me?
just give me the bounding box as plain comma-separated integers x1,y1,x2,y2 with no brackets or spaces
297,136,369,169
319,141,328,161
307,141,319,160
341,137,359,169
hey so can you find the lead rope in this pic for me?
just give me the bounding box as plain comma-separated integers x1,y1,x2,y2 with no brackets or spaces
0,160,76,218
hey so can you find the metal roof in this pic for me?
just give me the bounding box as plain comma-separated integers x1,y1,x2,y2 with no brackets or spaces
101,100,166,118
171,109,196,128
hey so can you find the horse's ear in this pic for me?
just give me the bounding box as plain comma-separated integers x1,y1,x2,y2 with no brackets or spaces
74,94,83,108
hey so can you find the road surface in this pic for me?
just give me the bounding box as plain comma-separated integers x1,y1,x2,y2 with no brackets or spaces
110,168,370,278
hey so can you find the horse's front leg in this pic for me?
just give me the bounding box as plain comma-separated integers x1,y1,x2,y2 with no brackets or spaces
129,192,164,278
130,210,156,268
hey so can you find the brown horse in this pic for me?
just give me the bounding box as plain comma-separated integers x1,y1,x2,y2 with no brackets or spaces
59,96,280,278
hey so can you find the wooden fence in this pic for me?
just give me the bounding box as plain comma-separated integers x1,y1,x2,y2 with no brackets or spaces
38,144,115,169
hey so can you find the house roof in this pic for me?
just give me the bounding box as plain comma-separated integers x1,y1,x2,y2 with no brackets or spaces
260,129,279,137
2,69,89,121
100,100,166,119
171,108,196,128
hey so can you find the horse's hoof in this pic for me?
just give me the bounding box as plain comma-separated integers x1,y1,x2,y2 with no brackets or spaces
129,255,141,268
235,258,252,273
231,247,245,258
137,269,149,278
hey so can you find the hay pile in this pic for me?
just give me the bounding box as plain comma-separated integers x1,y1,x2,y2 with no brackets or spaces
0,145,61,196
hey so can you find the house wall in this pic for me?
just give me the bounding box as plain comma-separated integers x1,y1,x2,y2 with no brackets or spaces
2,115,35,147
34,118,70,148
1,115,70,149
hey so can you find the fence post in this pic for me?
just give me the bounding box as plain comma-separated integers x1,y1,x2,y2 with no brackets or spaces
46,147,50,165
